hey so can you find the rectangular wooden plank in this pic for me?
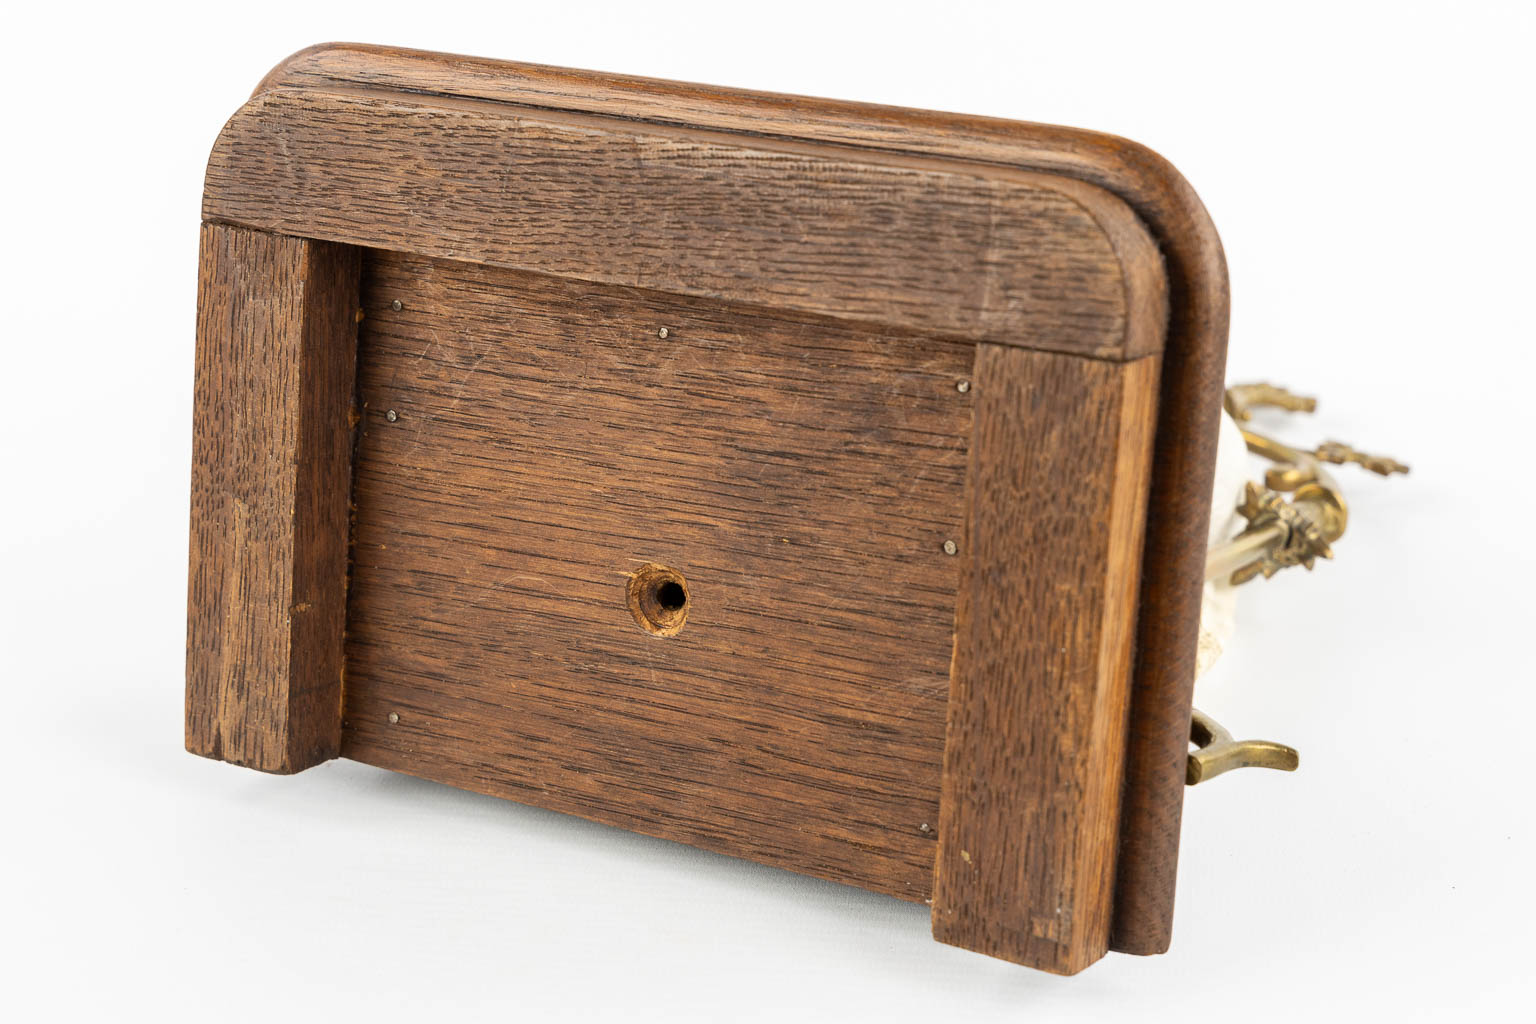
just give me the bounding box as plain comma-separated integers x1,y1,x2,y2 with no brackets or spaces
931,345,1160,974
204,88,1165,361
185,223,360,773
341,251,976,898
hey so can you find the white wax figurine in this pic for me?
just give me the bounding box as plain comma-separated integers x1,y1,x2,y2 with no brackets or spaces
1195,409,1250,679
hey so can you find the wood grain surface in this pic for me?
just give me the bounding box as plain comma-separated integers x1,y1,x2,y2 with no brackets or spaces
251,44,1231,952
185,224,360,773
932,346,1159,974
204,88,1163,361
340,251,975,898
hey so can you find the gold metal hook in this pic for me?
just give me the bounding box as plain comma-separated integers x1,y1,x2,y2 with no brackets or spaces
1187,709,1299,785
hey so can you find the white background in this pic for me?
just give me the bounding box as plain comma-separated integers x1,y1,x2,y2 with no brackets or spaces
4,2,1532,1020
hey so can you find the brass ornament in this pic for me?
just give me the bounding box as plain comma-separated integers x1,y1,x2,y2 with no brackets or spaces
1188,383,1405,786
1206,382,1406,587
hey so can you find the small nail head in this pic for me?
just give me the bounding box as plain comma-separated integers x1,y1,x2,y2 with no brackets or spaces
391,300,404,312
387,712,400,725
919,822,932,833
658,327,670,339
956,380,971,393
943,540,958,556
385,409,399,423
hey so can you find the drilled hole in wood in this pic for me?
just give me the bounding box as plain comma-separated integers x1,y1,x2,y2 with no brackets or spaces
626,564,690,637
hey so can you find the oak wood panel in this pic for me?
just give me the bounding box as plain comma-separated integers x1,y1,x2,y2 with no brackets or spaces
204,88,1165,361
254,43,1229,952
186,224,360,773
341,251,975,898
932,346,1159,974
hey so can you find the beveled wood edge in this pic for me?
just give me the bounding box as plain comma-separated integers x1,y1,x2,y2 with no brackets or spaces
248,43,1232,954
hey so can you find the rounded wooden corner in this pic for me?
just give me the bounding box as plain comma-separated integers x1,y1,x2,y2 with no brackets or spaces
201,91,277,223
1044,177,1171,362
251,41,367,98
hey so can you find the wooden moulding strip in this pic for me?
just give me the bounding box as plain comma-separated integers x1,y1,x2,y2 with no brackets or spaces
186,223,360,774
203,88,1165,362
